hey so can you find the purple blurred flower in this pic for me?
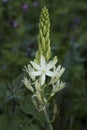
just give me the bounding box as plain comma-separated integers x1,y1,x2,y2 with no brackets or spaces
2,0,8,3
33,1,38,7
22,3,29,11
73,17,81,24
10,20,18,28
12,21,18,28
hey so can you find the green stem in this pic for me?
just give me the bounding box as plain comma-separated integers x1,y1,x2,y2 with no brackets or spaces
44,107,53,130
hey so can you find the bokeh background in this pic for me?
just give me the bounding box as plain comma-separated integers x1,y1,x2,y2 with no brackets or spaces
0,0,87,130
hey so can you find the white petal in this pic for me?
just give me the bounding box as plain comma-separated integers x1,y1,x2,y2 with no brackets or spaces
23,65,29,73
46,71,56,77
27,64,35,72
59,67,65,75
30,61,40,70
53,81,65,93
30,71,41,76
47,58,57,70
56,65,61,72
40,55,46,68
29,73,35,81
41,74,45,85
56,67,65,78
22,77,34,92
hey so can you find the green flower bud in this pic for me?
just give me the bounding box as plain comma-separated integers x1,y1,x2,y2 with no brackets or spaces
35,6,51,63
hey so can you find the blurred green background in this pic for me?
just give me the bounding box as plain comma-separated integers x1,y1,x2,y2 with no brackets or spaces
0,0,87,130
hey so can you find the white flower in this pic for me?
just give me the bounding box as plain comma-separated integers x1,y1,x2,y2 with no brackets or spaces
22,77,34,92
30,55,57,85
23,64,35,81
51,80,65,96
51,65,65,84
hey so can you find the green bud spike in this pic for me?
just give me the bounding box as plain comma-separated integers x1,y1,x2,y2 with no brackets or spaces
35,6,51,63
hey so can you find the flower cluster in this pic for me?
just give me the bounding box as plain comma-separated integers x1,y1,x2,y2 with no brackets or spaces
22,55,65,111
22,7,65,111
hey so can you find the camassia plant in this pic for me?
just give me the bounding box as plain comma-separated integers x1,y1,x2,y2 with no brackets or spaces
22,6,65,130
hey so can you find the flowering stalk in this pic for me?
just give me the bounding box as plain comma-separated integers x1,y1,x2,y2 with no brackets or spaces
35,7,51,63
22,6,65,130
44,107,53,130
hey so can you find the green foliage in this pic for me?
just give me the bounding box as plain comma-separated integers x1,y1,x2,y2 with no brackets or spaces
0,74,43,130
19,94,46,125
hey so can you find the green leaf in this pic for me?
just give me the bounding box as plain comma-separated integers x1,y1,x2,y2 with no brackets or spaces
0,114,21,130
19,95,46,126
12,73,25,89
0,83,7,104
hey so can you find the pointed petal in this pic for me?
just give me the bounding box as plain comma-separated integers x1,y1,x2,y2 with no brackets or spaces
30,71,41,76
47,58,57,70
41,74,45,85
22,77,34,92
40,55,46,68
30,61,40,70
29,73,35,81
56,67,65,78
59,67,65,75
46,71,56,77
27,64,33,71
56,65,61,72
53,81,65,93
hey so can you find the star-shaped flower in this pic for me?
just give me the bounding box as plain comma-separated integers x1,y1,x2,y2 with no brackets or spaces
51,65,65,84
30,55,57,85
22,77,34,92
52,80,65,95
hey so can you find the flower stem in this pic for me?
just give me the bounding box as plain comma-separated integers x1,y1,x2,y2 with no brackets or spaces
44,107,53,130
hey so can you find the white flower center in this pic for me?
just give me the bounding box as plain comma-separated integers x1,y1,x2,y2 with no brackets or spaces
42,69,46,73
